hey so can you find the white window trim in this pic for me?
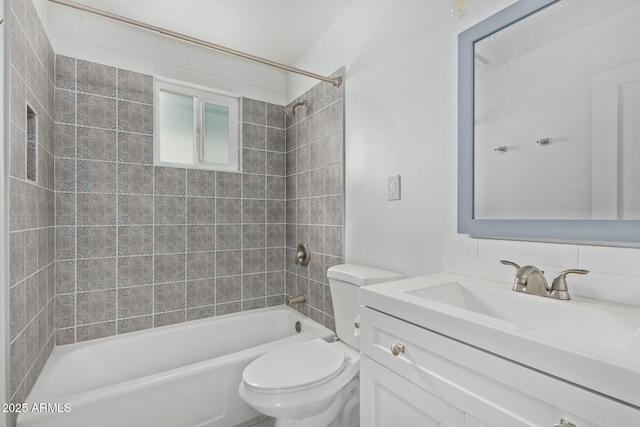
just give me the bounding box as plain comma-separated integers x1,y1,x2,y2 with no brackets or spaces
153,77,241,172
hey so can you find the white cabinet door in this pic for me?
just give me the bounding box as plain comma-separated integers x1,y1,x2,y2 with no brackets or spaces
361,355,465,427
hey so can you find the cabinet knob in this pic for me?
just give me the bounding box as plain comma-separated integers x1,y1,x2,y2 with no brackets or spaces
554,420,576,427
390,343,405,356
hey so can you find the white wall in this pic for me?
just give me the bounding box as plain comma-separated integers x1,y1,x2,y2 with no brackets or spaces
287,0,516,277
32,0,288,105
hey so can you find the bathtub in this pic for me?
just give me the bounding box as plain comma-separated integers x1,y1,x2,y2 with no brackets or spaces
18,305,335,427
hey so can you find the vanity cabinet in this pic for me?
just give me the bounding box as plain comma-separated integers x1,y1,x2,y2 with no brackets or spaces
360,307,640,426
361,356,486,427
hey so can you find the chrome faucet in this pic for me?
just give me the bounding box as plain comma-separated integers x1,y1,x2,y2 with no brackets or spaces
500,260,588,300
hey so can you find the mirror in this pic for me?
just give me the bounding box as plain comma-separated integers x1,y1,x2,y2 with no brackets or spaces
458,0,640,242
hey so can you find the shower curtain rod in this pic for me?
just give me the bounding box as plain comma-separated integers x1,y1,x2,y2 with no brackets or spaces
48,0,342,87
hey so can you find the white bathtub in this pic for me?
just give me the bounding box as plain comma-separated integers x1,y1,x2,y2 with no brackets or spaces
18,306,335,427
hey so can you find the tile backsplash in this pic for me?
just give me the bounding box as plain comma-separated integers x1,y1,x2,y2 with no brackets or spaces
444,235,640,307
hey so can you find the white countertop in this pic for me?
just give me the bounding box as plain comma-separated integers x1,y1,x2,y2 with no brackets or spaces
360,273,640,409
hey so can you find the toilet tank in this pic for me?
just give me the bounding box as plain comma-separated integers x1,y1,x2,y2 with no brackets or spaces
327,264,403,350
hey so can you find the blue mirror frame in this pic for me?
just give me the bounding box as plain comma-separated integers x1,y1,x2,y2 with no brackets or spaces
457,0,640,243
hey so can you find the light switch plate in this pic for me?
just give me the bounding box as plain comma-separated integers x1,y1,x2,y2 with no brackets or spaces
388,175,401,201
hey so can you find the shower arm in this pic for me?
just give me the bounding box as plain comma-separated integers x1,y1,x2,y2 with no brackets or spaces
284,100,307,117
47,0,342,87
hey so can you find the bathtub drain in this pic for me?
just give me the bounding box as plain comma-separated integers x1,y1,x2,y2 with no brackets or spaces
295,321,302,333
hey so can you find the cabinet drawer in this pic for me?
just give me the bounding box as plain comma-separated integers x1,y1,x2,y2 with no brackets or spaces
360,307,640,426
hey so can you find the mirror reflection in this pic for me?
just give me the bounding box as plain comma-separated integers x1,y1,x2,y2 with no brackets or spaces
473,0,640,220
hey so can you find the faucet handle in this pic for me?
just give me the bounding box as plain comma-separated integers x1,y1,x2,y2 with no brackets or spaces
550,269,589,300
500,260,521,271
295,243,310,266
501,260,524,292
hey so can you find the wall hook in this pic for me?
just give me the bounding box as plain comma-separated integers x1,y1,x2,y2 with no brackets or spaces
536,138,551,146
494,146,508,153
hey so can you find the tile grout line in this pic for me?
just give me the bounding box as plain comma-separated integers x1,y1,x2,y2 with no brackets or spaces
184,169,188,323
151,137,156,329
213,171,218,318
73,56,78,344
115,68,119,336
240,99,245,312
264,103,269,308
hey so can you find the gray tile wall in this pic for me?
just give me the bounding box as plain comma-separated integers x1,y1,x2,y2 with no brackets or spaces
53,57,288,344
7,2,345,415
8,0,57,418
285,70,345,331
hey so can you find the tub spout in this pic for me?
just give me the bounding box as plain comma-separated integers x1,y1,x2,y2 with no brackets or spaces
287,294,306,306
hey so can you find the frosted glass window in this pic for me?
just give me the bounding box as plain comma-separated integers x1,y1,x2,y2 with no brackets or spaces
203,103,230,164
154,78,239,171
158,91,194,165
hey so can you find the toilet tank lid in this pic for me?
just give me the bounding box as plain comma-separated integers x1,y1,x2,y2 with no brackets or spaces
327,264,404,287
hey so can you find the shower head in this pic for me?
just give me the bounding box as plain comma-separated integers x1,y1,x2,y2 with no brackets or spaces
284,100,307,117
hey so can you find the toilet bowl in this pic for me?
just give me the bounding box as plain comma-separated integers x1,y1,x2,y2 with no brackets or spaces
238,264,403,427
239,339,360,426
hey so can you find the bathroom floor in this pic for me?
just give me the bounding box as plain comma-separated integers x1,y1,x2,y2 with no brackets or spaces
235,415,276,427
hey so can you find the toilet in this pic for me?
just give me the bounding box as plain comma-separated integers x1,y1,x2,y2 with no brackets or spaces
238,264,404,427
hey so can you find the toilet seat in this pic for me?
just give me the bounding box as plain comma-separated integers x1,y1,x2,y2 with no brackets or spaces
242,338,346,394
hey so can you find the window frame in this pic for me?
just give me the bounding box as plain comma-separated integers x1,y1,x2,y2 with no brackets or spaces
153,77,240,172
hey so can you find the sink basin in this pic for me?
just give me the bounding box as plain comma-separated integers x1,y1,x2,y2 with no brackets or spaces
360,272,640,409
408,281,640,352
